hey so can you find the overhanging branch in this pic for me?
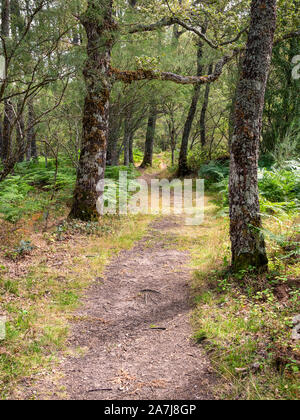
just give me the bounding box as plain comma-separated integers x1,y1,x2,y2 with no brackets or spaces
111,49,239,85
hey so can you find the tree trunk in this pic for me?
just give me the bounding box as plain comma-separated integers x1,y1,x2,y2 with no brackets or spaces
129,131,134,164
168,121,176,166
107,102,122,166
106,132,118,166
17,101,25,162
26,137,31,161
200,64,213,147
2,101,13,161
228,53,243,143
1,0,10,38
69,0,115,221
229,0,276,273
140,104,157,168
0,120,3,158
31,134,37,159
27,100,37,160
171,124,176,166
178,41,203,176
1,0,11,162
11,0,24,39
123,115,132,166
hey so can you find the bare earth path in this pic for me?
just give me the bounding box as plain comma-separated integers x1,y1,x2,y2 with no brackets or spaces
34,170,216,400
43,214,215,400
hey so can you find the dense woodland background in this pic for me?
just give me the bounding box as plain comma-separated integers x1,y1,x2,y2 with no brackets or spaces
0,1,298,221
0,0,299,400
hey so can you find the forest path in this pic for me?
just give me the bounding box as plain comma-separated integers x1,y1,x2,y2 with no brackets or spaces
38,170,216,400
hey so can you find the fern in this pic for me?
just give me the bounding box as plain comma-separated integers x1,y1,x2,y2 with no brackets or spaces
208,160,300,217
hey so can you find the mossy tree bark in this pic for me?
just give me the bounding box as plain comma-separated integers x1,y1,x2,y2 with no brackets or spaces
69,0,116,220
229,0,277,272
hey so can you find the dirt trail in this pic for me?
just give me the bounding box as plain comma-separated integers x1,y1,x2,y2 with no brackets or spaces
36,171,216,400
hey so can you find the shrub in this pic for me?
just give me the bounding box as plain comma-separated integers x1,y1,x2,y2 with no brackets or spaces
207,159,300,217
187,143,229,173
198,161,229,189
0,158,76,222
258,165,300,203
0,159,141,222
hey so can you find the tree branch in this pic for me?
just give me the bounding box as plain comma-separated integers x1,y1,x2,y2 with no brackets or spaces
127,17,176,35
111,49,239,85
274,29,300,45
127,17,247,50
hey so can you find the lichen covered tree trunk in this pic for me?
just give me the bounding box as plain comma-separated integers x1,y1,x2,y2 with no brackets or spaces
229,0,277,272
69,0,115,220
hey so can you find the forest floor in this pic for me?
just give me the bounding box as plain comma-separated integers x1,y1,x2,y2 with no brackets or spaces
33,214,216,400
0,161,299,400
13,169,217,400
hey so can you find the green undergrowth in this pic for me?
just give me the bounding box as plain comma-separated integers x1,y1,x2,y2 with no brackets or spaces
192,267,300,400
164,195,300,400
184,201,300,400
104,164,140,211
199,159,300,218
0,159,141,223
0,157,76,223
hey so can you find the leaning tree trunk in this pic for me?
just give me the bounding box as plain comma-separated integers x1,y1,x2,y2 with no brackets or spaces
140,104,157,168
69,0,115,221
229,0,277,272
178,40,203,177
